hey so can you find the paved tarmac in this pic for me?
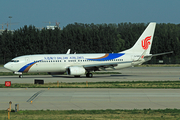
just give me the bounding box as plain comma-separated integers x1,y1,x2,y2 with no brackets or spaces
1,88,180,110
0,67,180,84
0,67,180,110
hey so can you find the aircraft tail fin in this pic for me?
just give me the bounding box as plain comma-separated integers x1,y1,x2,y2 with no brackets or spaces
122,22,156,55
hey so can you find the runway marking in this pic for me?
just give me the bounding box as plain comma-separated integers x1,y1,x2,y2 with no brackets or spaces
26,90,44,102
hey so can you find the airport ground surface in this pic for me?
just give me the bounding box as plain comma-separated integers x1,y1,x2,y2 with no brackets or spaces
0,67,180,83
0,67,180,110
1,88,180,110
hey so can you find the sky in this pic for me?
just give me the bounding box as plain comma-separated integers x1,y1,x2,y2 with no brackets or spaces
1,0,180,30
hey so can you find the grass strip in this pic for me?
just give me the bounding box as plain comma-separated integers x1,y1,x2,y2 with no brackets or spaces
0,109,180,120
0,65,3,67
1,81,180,88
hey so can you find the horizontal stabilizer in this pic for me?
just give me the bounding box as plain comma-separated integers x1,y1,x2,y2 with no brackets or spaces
145,51,173,58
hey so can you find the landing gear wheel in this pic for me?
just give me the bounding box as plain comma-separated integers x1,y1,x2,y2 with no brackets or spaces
89,73,93,78
86,73,93,78
19,75,23,78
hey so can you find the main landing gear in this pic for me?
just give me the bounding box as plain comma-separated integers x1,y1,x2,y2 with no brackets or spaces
86,72,93,78
19,75,23,78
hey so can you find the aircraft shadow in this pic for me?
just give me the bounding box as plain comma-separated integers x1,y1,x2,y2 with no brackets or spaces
51,74,136,78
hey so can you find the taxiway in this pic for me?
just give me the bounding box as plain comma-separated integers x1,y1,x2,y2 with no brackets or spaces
1,88,180,110
0,67,180,110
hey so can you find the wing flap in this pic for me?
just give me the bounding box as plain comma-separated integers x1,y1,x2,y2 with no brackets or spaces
84,62,118,68
83,61,132,71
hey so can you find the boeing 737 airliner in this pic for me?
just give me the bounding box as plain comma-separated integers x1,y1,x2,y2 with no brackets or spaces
4,22,172,78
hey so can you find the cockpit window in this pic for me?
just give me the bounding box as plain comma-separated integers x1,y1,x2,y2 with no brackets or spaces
10,60,19,62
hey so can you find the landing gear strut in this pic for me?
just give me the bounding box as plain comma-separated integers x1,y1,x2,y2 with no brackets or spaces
86,72,93,78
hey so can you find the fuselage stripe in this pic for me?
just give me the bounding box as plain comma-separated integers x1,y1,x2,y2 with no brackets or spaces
89,53,109,59
23,62,36,72
87,53,125,61
18,60,42,73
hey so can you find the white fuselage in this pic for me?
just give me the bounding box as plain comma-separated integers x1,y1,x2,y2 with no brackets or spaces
4,52,144,73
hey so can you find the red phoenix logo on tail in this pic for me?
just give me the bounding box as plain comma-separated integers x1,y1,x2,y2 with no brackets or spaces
141,36,151,50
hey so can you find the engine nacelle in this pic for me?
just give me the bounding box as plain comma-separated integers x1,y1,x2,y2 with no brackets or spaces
66,66,85,75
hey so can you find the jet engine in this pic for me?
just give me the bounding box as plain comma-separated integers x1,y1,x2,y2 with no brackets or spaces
66,66,85,75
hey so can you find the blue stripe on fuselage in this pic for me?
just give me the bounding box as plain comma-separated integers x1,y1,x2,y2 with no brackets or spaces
87,53,125,61
18,61,36,72
18,60,42,72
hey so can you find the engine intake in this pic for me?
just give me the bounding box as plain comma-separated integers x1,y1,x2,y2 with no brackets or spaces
66,66,85,75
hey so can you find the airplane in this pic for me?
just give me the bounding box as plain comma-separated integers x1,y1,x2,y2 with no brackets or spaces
4,22,173,78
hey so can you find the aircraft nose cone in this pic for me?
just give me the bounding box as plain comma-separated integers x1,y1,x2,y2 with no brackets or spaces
4,63,8,69
4,63,11,70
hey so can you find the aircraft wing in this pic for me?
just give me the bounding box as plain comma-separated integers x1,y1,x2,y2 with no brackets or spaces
83,61,131,71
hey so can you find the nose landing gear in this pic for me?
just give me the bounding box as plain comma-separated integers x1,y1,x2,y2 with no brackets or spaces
13,72,23,78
